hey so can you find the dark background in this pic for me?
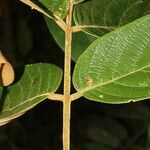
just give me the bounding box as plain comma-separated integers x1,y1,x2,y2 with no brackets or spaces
0,0,150,150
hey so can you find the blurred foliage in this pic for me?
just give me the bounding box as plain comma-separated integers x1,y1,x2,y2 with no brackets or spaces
0,0,150,150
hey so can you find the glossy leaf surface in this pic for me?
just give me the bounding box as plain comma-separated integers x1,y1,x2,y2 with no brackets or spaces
73,15,150,103
74,0,149,37
0,63,62,126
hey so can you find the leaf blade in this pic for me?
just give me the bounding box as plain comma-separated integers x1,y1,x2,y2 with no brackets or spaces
73,0,149,37
0,63,62,126
73,15,150,103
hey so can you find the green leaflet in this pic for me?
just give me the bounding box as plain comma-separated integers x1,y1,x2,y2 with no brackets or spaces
45,17,96,61
0,63,62,126
31,0,69,19
74,0,149,37
73,15,150,104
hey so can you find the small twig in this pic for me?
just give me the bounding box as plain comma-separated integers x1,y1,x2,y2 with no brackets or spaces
47,93,64,102
71,92,82,101
72,26,82,32
72,26,81,33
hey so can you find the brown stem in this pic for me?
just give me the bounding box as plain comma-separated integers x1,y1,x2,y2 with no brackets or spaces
47,93,64,102
63,98,71,150
63,1,73,150
70,92,82,101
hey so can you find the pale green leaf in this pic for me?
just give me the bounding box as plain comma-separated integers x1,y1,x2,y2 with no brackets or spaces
0,63,62,126
73,15,150,103
74,0,149,37
45,17,96,61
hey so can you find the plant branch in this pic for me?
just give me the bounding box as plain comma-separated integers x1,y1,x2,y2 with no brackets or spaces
63,6,72,96
63,1,73,150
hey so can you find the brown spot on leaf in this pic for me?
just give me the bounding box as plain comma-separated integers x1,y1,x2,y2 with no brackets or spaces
86,76,93,86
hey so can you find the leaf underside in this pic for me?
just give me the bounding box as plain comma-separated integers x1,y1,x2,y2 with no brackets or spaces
0,63,62,126
73,15,150,104
74,0,150,37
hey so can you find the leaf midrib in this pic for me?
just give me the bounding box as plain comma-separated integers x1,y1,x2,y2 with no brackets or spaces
80,65,150,94
0,93,48,125
76,25,116,30
0,102,44,126
1,93,49,113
